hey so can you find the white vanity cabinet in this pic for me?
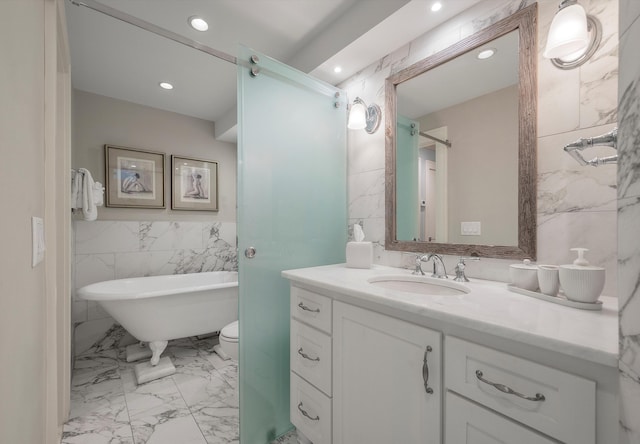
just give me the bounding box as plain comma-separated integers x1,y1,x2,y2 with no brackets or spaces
446,392,557,444
289,287,333,444
445,336,596,444
284,264,618,444
332,301,441,444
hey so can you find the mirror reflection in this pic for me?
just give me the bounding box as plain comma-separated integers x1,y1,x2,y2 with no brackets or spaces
385,5,537,260
396,30,519,246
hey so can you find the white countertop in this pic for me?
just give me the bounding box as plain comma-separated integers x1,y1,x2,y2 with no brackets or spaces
282,264,618,367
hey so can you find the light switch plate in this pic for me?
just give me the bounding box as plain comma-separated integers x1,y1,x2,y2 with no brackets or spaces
32,216,45,267
461,221,481,236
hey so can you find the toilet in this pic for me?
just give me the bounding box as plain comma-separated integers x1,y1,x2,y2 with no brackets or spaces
216,320,239,361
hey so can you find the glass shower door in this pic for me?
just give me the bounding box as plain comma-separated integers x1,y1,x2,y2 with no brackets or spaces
396,114,419,241
237,46,347,443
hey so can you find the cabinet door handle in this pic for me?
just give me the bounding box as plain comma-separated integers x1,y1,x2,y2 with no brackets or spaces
422,345,434,395
475,370,545,402
298,302,320,313
297,402,320,421
297,347,320,362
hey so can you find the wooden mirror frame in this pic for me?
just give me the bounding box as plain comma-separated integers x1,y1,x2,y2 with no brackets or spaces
385,4,537,260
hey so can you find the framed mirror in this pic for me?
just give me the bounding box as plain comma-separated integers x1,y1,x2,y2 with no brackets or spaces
385,4,537,260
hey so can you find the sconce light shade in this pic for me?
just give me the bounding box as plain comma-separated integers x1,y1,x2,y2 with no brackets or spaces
347,101,367,130
348,97,381,134
544,2,589,59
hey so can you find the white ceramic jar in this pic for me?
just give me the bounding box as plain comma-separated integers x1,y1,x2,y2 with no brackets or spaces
537,265,560,296
509,259,538,291
559,248,605,303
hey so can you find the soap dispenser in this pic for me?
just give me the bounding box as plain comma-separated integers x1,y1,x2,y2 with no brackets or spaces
559,248,605,303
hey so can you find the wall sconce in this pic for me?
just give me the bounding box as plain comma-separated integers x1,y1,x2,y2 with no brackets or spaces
543,0,602,70
348,97,381,134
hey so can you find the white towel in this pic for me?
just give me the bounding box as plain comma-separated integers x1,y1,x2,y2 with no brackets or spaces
71,170,83,209
93,182,105,207
78,168,98,221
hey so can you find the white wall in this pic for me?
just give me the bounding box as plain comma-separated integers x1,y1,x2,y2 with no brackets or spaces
72,89,237,222
0,1,69,442
342,0,618,296
71,91,238,356
419,85,519,246
617,0,640,440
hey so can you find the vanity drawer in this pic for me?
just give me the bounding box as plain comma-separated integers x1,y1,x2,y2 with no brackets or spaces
291,286,332,334
291,371,332,444
445,392,556,444
445,336,595,444
291,319,332,396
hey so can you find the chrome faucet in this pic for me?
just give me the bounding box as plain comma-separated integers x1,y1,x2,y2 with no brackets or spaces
413,255,427,275
453,256,480,282
413,253,448,278
427,253,448,279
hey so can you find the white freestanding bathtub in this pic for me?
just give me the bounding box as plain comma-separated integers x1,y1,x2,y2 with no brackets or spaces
78,271,238,367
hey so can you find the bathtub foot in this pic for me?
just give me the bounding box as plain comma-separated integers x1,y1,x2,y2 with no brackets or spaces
149,340,168,366
134,356,176,385
125,342,153,363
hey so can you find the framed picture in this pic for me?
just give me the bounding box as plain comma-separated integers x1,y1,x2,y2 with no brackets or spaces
104,145,165,208
171,155,219,211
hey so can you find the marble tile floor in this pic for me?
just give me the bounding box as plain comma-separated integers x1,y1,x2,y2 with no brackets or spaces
62,335,298,444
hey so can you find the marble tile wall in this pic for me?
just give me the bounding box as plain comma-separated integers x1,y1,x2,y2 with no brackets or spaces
617,1,640,441
73,220,237,355
341,0,619,296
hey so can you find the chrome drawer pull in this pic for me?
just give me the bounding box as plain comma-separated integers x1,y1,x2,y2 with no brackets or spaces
475,370,545,402
298,347,320,362
298,302,320,313
297,402,320,421
422,345,434,395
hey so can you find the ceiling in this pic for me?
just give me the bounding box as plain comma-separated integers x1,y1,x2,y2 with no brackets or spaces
398,29,519,119
65,0,482,142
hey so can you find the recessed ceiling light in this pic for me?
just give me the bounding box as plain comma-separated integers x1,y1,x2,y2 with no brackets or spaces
477,48,497,60
431,2,442,12
188,16,209,32
159,82,174,90
334,66,343,74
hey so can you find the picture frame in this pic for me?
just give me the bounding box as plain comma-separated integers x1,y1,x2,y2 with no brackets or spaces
104,145,165,208
171,155,219,211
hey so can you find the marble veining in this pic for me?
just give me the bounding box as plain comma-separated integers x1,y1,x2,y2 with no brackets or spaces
619,0,640,36
616,1,640,441
78,324,136,357
618,197,640,442
538,169,616,214
73,220,238,356
341,0,619,291
63,335,293,444
469,0,534,34
537,211,617,297
140,221,203,252
348,169,385,220
618,77,640,198
579,0,619,128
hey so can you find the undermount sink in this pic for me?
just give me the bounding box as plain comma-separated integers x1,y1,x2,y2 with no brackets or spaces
368,275,470,296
